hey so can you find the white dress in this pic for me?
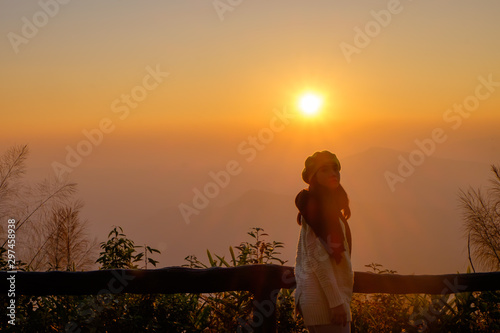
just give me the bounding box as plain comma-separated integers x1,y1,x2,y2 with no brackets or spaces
294,216,354,326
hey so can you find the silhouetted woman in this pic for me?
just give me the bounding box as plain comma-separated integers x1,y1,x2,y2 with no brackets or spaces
294,150,353,333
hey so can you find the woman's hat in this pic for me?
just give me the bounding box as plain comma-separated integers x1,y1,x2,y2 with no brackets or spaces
301,150,341,184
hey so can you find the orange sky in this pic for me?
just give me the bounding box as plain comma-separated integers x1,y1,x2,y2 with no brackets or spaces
1,1,499,274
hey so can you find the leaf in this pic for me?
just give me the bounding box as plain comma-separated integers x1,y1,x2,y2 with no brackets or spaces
148,258,159,267
229,246,237,266
146,246,161,254
206,249,216,267
215,255,230,267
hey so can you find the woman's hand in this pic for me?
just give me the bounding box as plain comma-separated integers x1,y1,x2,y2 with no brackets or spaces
330,304,347,326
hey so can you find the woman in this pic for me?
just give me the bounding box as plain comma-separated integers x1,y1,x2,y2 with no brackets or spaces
294,150,354,333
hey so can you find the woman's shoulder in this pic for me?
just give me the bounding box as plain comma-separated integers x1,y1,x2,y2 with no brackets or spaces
295,189,310,210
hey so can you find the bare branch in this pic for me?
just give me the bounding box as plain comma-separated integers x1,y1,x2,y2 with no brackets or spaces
459,165,500,271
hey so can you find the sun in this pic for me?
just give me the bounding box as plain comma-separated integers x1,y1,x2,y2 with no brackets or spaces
298,93,323,116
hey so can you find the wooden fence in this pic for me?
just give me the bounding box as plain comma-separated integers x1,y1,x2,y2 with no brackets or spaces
1,265,500,332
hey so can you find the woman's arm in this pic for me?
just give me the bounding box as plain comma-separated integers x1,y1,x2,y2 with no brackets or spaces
330,304,348,326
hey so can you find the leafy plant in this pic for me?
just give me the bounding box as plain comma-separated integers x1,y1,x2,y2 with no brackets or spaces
351,263,415,332
182,227,305,332
351,264,500,333
459,164,500,271
2,226,500,332
96,226,160,270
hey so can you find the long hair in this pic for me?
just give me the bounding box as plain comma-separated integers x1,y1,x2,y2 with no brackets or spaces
296,177,351,225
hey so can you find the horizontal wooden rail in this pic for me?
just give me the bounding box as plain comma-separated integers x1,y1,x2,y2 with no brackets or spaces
2,265,499,296
1,265,295,296
353,270,500,294
2,265,500,333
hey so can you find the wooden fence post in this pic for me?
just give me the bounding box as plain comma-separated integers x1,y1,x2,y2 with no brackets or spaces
1,266,500,331
251,286,279,333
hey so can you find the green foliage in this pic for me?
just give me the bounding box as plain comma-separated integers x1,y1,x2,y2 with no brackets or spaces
96,226,160,270
0,245,6,269
236,227,287,265
459,164,500,271
275,288,307,332
0,293,206,332
0,144,81,272
2,227,499,332
351,263,500,333
0,244,27,272
143,245,161,268
184,227,286,269
182,227,303,332
352,263,416,332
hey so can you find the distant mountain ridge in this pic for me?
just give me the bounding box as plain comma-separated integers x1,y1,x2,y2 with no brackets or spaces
23,142,497,274
148,146,493,274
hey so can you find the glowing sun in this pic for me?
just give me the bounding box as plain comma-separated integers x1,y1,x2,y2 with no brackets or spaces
298,93,323,116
